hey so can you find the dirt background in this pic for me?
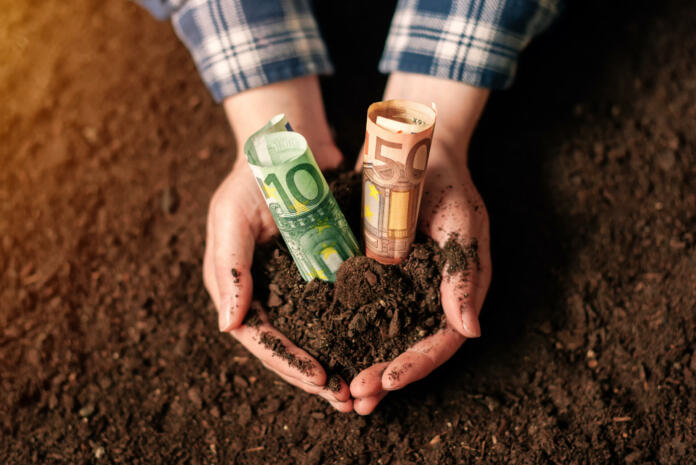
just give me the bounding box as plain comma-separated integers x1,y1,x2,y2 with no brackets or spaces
1,0,695,464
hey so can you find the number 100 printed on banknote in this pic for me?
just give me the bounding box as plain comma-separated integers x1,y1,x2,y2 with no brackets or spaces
244,115,360,282
362,100,437,265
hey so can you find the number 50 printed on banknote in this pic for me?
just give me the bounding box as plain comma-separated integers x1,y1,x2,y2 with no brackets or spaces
363,100,437,265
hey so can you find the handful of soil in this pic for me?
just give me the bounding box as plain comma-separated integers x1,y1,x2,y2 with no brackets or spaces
250,172,478,380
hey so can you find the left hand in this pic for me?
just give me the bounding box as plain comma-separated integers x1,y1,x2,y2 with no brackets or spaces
349,143,492,414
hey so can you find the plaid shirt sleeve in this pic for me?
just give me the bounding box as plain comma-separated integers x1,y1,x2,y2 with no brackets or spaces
380,0,561,89
136,0,559,101
136,0,333,102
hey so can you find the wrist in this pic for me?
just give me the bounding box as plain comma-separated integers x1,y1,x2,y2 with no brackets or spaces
231,136,342,173
382,72,489,164
427,139,471,175
224,76,341,169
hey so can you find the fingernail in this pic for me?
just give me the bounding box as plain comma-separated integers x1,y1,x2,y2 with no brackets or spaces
461,313,481,338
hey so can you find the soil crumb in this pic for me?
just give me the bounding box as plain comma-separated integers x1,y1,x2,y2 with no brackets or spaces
443,235,480,274
259,332,316,377
326,375,342,393
251,172,478,380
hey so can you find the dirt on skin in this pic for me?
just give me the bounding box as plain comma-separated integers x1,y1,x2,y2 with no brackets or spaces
2,0,696,464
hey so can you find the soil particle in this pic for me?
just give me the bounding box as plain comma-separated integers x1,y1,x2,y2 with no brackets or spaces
237,403,252,427
303,444,323,465
348,313,367,335
387,363,413,383
160,186,179,214
78,404,95,418
388,309,401,339
244,301,264,327
232,375,249,390
267,291,282,307
187,387,202,409
259,332,316,377
326,375,341,393
443,235,480,274
365,271,378,286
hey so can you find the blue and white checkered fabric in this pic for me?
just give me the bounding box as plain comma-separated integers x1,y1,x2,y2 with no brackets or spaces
381,0,560,89
137,0,560,102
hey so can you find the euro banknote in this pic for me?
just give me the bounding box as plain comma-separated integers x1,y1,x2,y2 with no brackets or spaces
362,100,437,265
244,115,360,282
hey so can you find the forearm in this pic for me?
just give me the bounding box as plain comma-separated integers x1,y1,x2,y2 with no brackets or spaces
224,76,341,171
382,72,489,165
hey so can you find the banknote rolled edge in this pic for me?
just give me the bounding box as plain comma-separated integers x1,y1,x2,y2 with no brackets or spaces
243,114,360,282
362,100,437,265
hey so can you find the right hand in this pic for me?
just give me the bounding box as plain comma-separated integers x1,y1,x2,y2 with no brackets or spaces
203,154,353,412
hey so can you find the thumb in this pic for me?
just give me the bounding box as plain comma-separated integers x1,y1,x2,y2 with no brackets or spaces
211,206,255,331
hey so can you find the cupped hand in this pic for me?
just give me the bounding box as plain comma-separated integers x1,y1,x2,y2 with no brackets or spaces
350,141,492,414
203,150,353,411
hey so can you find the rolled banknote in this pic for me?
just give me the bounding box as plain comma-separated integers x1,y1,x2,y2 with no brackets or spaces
244,114,360,282
362,100,437,265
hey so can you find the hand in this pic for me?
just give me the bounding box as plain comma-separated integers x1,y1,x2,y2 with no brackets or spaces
350,73,492,414
203,159,353,411
203,76,352,411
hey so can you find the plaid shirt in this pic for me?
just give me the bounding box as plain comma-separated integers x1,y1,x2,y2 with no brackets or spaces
138,0,560,102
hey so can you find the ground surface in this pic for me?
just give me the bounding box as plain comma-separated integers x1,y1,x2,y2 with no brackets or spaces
1,0,695,464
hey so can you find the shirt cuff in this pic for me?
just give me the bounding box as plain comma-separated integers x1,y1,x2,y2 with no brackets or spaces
379,0,560,89
171,0,333,102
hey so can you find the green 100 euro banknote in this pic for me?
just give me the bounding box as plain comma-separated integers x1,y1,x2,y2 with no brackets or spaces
243,114,360,282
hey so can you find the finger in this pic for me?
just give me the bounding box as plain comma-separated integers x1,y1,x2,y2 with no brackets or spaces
443,230,492,337
203,238,220,309
353,391,388,415
211,206,255,331
329,398,355,413
350,362,389,398
441,270,482,338
271,369,345,402
422,175,491,338
324,375,352,402
272,368,353,412
230,322,327,387
354,144,365,171
382,325,465,391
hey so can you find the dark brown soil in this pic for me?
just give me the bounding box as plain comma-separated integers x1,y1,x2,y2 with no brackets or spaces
251,172,475,380
2,0,695,464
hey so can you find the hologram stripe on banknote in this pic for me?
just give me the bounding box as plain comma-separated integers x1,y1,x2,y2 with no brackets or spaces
362,100,437,265
244,114,360,282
